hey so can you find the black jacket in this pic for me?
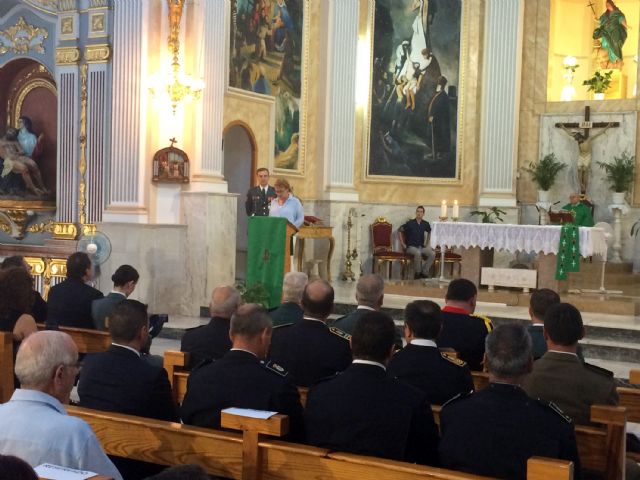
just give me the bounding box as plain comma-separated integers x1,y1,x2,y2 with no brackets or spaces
268,302,304,328
180,316,232,367
437,307,493,371
245,185,276,216
47,278,103,329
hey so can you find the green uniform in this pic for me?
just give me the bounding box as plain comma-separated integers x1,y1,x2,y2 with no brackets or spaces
562,202,594,227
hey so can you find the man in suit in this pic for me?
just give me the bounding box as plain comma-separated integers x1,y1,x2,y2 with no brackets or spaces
91,264,139,330
269,271,307,327
78,300,178,421
439,323,581,479
245,167,276,216
305,311,439,465
527,288,560,360
437,278,493,371
269,279,351,386
332,274,384,335
523,303,618,425
180,285,241,367
388,300,473,405
47,252,103,329
181,304,304,440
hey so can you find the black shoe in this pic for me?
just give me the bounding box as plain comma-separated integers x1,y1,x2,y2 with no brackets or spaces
414,273,422,280
420,273,430,279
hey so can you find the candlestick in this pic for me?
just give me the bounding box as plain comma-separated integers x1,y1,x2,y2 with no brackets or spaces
452,200,459,220
440,200,447,219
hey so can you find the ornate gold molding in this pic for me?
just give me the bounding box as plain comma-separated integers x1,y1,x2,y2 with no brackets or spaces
0,17,48,55
12,78,57,127
52,222,78,239
78,63,88,226
82,223,97,236
56,47,80,65
85,44,111,63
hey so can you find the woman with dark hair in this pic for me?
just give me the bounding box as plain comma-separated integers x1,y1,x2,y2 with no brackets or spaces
593,0,629,65
0,267,38,343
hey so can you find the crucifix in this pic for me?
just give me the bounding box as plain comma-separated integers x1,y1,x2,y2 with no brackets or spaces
555,106,619,196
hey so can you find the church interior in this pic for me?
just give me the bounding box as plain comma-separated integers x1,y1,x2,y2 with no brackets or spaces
2,0,640,476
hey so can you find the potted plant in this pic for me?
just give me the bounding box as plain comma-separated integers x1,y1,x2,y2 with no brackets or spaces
597,151,635,204
470,207,506,224
523,153,567,202
582,70,613,100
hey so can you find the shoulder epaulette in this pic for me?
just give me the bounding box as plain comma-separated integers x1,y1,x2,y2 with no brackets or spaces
329,326,351,341
273,322,294,329
441,391,472,408
584,362,614,377
471,314,493,332
263,360,288,377
440,351,467,367
537,399,573,424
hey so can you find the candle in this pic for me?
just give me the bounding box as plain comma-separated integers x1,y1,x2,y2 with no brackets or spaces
452,200,459,219
440,200,447,218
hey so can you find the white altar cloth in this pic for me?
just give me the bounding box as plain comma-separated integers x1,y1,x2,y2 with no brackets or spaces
430,222,607,258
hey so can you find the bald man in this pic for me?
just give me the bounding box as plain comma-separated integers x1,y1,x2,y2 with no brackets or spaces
181,285,241,367
0,331,122,479
268,279,352,386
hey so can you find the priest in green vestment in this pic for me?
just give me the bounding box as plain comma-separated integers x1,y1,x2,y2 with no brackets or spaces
561,193,594,227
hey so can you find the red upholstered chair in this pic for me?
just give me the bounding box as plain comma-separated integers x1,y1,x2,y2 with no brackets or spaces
433,246,462,277
371,217,411,279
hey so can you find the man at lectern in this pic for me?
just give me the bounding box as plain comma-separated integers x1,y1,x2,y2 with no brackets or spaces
245,167,276,216
269,178,304,228
560,193,594,227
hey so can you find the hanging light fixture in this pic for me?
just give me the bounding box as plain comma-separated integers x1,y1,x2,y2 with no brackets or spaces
149,0,204,114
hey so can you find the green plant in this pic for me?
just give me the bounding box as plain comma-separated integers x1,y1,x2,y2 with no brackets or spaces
470,207,506,224
235,281,270,308
582,70,613,94
597,152,635,192
523,153,567,190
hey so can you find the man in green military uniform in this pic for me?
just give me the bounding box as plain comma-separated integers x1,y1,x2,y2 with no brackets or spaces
561,192,594,227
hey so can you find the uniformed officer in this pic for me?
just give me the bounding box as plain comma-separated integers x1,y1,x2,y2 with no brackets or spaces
439,323,581,479
268,279,351,387
180,304,304,441
388,299,473,405
437,278,493,371
245,167,276,216
305,311,439,466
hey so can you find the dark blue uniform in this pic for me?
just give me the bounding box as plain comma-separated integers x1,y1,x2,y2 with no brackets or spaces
439,383,581,479
268,302,304,328
268,318,352,387
180,316,232,368
305,363,439,465
388,342,474,405
437,306,493,371
180,349,304,441
245,185,276,216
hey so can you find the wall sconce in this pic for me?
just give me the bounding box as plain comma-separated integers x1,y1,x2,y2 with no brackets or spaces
560,55,579,101
149,0,204,114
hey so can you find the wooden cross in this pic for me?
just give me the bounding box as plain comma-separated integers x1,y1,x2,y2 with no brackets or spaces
554,106,619,138
169,137,177,148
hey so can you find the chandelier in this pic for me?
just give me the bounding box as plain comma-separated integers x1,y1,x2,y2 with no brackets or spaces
149,0,204,114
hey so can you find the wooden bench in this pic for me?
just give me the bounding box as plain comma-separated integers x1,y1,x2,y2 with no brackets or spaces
0,332,14,403
67,405,573,480
36,324,111,353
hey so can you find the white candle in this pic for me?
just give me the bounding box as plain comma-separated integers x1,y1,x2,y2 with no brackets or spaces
440,200,447,218
452,200,459,219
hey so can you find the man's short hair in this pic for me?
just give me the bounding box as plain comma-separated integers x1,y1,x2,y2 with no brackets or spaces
0,255,25,269
355,274,384,307
210,286,241,318
544,303,583,346
15,331,76,388
416,205,425,212
0,454,38,480
66,252,91,280
108,300,148,343
351,311,396,363
445,278,477,302
530,288,560,319
282,272,308,303
485,323,532,378
256,167,269,175
230,304,272,337
301,279,334,319
112,264,139,287
404,300,441,339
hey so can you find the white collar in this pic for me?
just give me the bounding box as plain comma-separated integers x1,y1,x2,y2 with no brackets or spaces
352,359,386,371
303,316,327,324
409,338,438,347
530,323,544,328
548,350,579,357
111,343,141,357
230,348,258,358
356,305,375,311
109,291,127,298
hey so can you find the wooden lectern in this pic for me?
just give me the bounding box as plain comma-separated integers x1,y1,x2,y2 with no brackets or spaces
283,220,299,275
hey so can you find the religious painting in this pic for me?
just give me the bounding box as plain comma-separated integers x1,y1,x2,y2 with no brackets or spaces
229,0,307,172
367,0,462,179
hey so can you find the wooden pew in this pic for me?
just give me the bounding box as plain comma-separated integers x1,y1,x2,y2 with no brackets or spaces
0,332,14,403
618,369,640,423
68,405,573,480
163,350,190,404
36,324,111,353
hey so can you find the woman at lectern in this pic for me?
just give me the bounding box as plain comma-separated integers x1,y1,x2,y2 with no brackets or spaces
269,178,304,228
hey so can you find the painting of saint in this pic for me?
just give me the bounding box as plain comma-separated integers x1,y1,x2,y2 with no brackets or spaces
229,0,305,171
368,0,462,179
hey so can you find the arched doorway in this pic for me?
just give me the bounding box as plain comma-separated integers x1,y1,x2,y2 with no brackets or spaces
223,122,256,281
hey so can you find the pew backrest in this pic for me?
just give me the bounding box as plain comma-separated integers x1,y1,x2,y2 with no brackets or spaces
0,332,13,403
36,324,111,353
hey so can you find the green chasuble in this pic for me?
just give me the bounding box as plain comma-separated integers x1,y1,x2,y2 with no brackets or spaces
556,224,581,280
561,202,594,227
247,216,287,309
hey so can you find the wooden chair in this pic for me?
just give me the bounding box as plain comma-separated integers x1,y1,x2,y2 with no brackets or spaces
0,332,14,403
371,217,411,280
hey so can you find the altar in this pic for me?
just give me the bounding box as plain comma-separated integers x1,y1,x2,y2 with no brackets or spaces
430,222,608,291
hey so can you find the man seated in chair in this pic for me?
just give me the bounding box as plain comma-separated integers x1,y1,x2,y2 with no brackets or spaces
560,192,594,227
399,206,436,279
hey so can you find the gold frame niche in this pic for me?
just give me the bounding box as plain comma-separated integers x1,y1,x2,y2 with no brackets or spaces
362,0,470,186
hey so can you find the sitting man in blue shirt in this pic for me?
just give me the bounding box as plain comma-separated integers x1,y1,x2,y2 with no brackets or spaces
399,206,436,279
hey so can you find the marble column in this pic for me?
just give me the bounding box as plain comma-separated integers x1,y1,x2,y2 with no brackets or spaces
324,0,359,201
103,0,148,223
191,0,227,192
477,0,524,207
